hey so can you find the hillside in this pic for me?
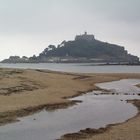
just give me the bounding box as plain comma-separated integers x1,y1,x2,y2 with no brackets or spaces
1,32,139,64
37,33,139,63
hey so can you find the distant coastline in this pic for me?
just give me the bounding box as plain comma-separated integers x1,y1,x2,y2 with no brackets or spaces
1,33,140,65
0,61,140,66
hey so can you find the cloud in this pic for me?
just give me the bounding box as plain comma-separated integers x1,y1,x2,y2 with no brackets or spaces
0,0,140,59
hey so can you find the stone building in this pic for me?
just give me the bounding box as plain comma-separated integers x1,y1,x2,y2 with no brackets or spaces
75,32,95,42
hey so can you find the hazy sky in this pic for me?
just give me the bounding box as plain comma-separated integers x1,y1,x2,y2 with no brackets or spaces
0,0,140,60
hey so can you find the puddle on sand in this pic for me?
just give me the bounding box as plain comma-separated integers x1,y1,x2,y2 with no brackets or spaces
0,79,140,140
96,79,140,95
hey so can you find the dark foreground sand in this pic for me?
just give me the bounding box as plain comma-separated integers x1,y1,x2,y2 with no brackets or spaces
0,68,140,140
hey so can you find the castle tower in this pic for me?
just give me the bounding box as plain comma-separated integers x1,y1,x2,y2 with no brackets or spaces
75,32,95,42
84,31,87,35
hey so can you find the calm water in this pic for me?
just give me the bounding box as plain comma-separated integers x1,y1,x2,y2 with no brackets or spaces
0,63,140,73
0,80,140,140
0,62,140,140
0,93,139,140
96,79,140,95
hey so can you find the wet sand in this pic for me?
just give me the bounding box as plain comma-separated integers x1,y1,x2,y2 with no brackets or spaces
136,84,140,88
0,68,140,139
60,100,140,140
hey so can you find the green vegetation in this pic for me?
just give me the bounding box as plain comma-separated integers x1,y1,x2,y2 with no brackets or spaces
1,33,139,64
38,39,139,63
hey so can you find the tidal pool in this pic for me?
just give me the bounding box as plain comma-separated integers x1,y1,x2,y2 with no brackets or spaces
96,79,140,94
0,79,140,140
0,94,139,140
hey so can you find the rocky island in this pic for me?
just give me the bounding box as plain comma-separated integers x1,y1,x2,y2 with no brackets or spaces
1,32,139,64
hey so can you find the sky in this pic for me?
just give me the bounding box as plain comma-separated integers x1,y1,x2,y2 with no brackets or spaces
0,0,140,60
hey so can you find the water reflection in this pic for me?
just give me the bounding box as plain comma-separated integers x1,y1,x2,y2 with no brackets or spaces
0,92,139,140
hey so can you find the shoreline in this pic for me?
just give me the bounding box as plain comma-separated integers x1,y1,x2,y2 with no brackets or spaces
60,100,140,140
0,62,140,66
0,68,140,139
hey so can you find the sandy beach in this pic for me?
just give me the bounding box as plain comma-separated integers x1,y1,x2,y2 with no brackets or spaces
0,68,140,140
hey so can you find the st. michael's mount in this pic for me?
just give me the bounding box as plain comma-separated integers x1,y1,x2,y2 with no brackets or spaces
1,32,140,64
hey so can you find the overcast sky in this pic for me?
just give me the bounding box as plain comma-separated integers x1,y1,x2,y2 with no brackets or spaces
0,0,140,60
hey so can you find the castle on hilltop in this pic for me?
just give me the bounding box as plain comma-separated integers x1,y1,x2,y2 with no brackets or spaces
75,32,95,42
